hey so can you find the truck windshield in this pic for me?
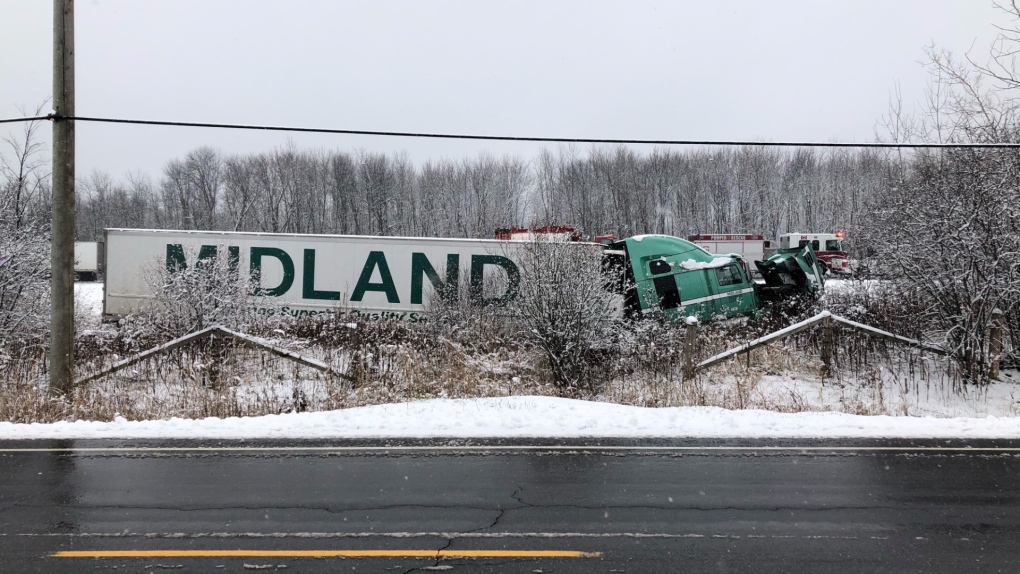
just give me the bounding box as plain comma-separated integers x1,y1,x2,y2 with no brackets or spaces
825,239,842,251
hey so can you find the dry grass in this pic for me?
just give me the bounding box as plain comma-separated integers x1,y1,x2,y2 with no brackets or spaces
0,287,978,424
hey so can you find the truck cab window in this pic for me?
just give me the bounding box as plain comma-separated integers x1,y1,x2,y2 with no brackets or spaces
649,259,671,275
716,264,743,287
825,239,841,251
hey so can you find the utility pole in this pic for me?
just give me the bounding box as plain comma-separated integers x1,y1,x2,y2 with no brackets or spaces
50,0,75,394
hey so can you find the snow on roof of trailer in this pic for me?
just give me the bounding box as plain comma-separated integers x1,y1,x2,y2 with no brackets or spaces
104,228,598,246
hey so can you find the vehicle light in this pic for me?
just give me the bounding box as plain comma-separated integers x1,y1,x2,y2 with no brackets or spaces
835,231,845,238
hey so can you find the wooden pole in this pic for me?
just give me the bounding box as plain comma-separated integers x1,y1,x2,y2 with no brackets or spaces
683,318,699,381
50,0,76,394
820,314,833,378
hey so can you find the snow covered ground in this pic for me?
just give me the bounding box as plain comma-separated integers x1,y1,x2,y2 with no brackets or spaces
3,395,1020,440
75,280,104,318
34,281,1016,441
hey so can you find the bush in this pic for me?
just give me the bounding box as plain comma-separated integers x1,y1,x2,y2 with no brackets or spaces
510,240,620,395
0,220,50,347
129,245,278,340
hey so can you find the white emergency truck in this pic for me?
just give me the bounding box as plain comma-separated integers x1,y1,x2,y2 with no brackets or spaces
687,234,772,263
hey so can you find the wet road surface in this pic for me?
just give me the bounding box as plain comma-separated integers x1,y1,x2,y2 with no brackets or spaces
2,438,1020,573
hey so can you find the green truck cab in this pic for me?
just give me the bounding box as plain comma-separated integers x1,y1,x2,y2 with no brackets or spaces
603,235,824,322
754,244,826,304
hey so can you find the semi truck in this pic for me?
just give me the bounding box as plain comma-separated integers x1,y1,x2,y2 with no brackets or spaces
690,232,851,276
604,235,823,319
102,229,824,323
776,232,850,275
73,241,104,281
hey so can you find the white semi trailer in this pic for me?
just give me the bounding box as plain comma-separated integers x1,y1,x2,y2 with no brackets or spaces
103,228,824,323
74,241,104,281
103,229,536,321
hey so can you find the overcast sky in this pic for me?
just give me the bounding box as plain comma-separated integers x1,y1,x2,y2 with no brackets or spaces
0,0,1005,180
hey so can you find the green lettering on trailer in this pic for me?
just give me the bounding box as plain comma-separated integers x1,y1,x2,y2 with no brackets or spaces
410,253,460,304
166,244,216,272
302,249,342,300
165,244,240,279
470,255,520,306
227,246,239,276
351,251,399,303
250,247,295,297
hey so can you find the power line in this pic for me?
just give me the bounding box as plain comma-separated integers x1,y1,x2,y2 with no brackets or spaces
0,115,50,124
3,113,1020,148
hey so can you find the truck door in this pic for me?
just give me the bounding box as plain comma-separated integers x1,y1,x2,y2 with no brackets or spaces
709,262,757,318
648,259,682,311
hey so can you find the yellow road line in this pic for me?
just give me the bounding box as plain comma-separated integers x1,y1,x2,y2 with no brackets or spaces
53,549,601,558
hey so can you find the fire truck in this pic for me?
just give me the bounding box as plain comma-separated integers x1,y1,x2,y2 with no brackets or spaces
687,234,772,268
776,232,850,275
495,225,583,242
495,225,617,245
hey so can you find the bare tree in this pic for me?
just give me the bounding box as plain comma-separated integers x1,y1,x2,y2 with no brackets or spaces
0,103,50,229
222,156,261,232
160,147,223,230
866,7,1020,381
0,103,51,347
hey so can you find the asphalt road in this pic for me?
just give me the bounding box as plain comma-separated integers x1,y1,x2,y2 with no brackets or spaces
2,438,1020,573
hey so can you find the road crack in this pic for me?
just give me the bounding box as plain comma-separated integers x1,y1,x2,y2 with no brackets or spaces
0,483,66,515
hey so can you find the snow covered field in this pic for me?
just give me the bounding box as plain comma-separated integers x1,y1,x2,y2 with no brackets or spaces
13,281,1010,441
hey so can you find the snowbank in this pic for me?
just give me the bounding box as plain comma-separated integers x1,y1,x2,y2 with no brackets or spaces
3,396,1020,440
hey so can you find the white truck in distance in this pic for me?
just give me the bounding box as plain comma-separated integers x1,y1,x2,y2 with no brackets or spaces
688,234,771,276
74,241,103,281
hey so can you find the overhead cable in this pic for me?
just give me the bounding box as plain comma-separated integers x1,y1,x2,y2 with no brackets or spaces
0,115,51,124
2,114,1019,148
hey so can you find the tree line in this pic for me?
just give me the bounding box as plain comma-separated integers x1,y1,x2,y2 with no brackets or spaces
72,144,891,246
